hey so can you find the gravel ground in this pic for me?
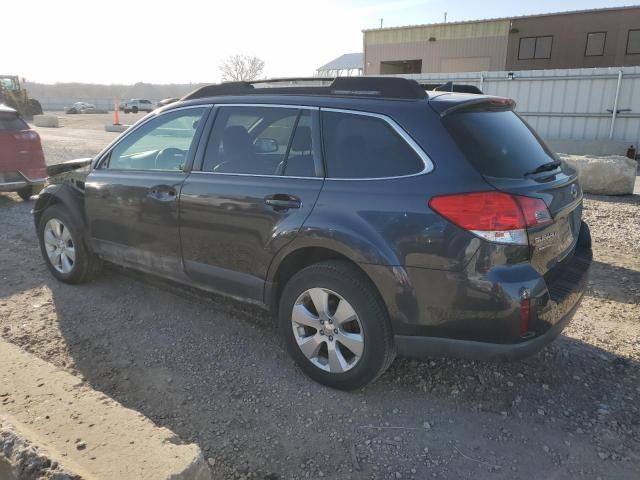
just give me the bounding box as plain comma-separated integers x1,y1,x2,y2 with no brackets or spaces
34,112,146,165
1,118,639,479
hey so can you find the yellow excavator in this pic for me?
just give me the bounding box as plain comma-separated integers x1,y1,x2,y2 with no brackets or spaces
0,75,43,118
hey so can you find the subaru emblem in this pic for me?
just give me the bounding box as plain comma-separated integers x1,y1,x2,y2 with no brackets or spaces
570,184,578,198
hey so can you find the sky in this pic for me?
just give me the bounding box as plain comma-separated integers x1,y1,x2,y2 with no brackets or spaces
4,0,637,85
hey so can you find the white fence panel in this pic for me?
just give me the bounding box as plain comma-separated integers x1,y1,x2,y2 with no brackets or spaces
399,67,640,148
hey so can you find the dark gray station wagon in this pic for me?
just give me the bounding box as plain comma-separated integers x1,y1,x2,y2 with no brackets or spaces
34,77,592,389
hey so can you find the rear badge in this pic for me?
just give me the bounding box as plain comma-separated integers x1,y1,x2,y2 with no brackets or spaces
534,231,557,244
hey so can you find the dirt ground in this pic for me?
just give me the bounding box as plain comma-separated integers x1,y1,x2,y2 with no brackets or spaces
36,112,147,165
0,114,639,479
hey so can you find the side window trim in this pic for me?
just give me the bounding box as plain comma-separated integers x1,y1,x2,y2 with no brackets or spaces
192,103,324,180
95,104,212,172
320,107,434,180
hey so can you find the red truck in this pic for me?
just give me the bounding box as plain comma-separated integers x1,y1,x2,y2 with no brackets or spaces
0,104,46,200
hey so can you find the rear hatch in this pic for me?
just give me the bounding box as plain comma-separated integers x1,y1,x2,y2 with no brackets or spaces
0,108,46,180
436,96,582,275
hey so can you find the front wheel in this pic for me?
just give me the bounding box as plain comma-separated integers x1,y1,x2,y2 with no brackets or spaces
37,205,101,284
279,260,395,390
29,99,43,116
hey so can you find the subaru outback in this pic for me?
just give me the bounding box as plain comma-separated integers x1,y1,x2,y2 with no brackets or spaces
33,77,592,389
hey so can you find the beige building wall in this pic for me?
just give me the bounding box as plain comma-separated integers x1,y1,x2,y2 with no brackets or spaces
364,19,510,74
506,7,640,70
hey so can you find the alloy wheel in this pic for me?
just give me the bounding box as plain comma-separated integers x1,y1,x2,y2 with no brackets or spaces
43,218,76,274
291,288,364,373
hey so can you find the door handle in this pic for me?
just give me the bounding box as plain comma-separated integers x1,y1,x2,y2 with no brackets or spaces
264,194,301,210
148,186,177,202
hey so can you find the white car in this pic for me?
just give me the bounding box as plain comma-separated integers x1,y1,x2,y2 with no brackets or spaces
122,99,155,113
64,102,96,114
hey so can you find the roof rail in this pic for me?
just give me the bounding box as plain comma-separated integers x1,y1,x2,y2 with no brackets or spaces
181,77,427,101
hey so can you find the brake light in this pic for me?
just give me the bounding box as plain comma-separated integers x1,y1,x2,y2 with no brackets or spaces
429,191,551,245
13,131,39,142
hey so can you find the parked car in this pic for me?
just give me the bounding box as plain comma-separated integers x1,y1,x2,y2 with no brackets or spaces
32,77,592,389
64,102,96,114
0,104,46,200
122,99,155,113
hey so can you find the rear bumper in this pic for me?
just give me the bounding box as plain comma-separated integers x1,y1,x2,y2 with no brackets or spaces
395,291,582,360
364,223,593,361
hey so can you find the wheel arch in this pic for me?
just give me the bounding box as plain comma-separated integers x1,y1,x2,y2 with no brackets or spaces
266,244,390,320
33,185,88,240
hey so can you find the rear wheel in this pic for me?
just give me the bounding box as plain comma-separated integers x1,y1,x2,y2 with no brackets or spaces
132,106,139,113
279,260,395,390
17,186,33,201
37,205,101,284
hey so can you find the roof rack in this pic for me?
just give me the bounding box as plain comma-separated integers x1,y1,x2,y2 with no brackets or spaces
181,77,427,101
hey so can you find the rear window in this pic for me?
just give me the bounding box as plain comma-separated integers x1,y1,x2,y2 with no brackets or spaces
322,111,424,179
0,112,28,132
442,110,556,178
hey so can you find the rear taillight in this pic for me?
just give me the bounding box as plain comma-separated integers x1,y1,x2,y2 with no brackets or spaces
429,191,552,245
13,130,39,142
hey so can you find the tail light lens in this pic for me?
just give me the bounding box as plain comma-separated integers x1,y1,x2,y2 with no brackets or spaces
13,131,40,142
429,191,552,245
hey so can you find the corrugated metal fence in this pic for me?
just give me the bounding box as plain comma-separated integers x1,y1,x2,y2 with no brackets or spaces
400,66,640,147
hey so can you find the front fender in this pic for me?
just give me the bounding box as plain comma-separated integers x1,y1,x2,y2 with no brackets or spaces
33,183,87,236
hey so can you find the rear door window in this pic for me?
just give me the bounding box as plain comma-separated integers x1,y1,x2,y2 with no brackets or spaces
202,106,321,177
321,111,424,179
0,113,29,132
442,110,557,178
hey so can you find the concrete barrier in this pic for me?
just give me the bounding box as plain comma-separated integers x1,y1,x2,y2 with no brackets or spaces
104,124,129,133
0,340,211,480
559,154,638,195
33,115,59,128
548,139,633,157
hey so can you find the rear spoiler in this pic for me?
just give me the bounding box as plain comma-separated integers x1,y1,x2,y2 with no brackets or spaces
438,97,516,117
46,158,92,176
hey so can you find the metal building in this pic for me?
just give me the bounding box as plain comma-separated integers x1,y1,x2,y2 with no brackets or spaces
363,6,640,75
316,53,364,77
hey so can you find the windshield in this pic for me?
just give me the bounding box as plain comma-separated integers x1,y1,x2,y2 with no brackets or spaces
0,77,20,91
442,109,557,178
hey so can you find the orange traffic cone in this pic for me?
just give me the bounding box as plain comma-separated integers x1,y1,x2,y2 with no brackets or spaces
114,99,120,125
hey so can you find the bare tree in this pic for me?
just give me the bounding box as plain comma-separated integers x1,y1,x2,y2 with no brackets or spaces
219,54,265,82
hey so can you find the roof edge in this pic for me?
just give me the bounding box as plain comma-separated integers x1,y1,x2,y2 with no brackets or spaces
362,5,640,33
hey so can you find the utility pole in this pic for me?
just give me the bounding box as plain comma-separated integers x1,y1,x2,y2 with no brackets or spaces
444,12,447,23
380,18,384,28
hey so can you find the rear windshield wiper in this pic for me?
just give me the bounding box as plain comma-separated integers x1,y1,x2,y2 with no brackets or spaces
524,160,561,176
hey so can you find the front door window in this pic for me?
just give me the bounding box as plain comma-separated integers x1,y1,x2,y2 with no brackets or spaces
102,107,207,171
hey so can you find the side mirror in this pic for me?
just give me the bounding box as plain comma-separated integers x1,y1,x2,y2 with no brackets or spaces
254,138,278,153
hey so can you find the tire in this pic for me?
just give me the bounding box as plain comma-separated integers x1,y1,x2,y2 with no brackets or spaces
278,260,396,390
37,205,102,284
17,186,33,201
29,99,43,116
131,106,139,113
124,109,130,114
